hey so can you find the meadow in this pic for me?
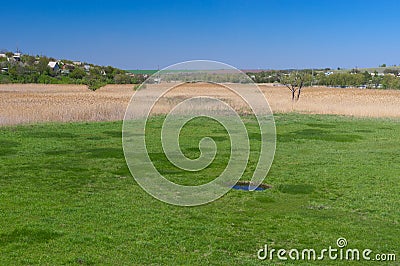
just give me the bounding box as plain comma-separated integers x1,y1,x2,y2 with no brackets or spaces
0,113,399,265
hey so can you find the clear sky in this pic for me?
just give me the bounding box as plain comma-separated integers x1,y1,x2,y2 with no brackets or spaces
2,0,400,70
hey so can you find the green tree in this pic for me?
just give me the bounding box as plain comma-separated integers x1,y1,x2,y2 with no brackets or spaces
382,75,400,89
70,67,86,79
114,73,132,84
36,57,50,75
383,68,399,75
371,74,383,89
84,77,106,90
21,55,36,66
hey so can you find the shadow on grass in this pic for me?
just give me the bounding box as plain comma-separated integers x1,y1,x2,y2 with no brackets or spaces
87,148,124,159
278,128,362,142
355,129,374,133
43,149,73,156
0,228,63,246
0,140,21,156
102,131,122,138
0,140,20,148
278,184,315,194
31,131,77,139
306,123,336,129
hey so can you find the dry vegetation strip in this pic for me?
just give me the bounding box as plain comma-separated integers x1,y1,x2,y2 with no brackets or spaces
259,85,400,118
0,84,133,125
1,83,400,126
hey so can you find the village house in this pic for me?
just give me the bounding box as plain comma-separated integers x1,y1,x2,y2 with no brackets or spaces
62,63,75,71
12,53,21,62
48,61,60,72
370,72,385,77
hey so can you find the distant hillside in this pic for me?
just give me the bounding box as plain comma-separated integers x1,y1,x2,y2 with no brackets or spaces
0,51,146,90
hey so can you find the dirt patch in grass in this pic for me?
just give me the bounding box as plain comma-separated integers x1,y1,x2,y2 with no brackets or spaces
237,181,272,189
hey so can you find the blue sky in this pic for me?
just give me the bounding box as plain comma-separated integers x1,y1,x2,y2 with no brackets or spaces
2,0,400,69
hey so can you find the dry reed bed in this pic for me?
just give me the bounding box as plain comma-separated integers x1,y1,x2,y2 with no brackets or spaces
1,83,400,126
260,85,400,117
0,84,133,125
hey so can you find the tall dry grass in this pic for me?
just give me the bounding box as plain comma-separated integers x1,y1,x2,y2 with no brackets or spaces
259,85,400,117
0,84,133,125
1,83,400,126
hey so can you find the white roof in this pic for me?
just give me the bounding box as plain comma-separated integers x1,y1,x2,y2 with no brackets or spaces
48,61,58,68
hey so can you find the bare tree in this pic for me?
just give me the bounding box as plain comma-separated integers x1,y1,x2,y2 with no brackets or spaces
279,72,311,101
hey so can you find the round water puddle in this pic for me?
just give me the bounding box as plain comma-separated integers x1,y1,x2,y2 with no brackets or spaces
231,181,271,191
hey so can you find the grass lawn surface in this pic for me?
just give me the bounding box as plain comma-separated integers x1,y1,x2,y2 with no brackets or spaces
0,114,399,265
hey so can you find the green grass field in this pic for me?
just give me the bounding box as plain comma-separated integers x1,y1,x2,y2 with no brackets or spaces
126,70,158,75
0,114,399,265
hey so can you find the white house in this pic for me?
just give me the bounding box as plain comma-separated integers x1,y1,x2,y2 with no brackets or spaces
12,53,21,61
371,72,384,76
48,61,60,72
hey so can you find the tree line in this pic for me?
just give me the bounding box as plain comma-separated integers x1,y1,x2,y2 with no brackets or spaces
0,53,146,90
2,51,400,91
246,69,400,90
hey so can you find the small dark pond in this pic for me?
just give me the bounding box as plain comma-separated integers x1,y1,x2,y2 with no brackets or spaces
232,185,266,191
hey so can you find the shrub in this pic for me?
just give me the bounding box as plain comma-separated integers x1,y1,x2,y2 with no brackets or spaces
70,68,87,79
